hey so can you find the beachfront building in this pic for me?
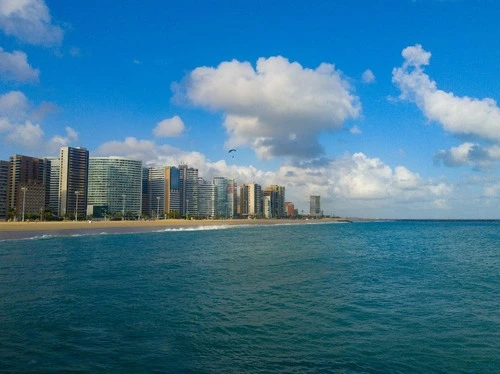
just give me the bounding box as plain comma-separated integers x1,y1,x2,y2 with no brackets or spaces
240,183,262,218
263,185,286,218
59,147,89,219
213,177,237,218
7,154,47,220
147,166,181,219
45,157,60,216
285,202,297,217
0,160,8,219
310,195,321,217
198,178,216,218
179,164,198,217
88,157,142,218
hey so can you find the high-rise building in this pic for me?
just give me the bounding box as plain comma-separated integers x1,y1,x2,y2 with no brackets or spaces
59,147,89,219
198,178,216,218
88,157,142,218
147,166,181,218
0,160,9,219
7,155,47,219
263,185,286,218
213,176,237,218
310,195,321,217
142,167,149,217
179,164,198,217
240,183,262,218
45,157,60,215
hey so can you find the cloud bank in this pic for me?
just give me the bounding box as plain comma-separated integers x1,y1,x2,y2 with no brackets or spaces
153,115,185,138
174,56,361,159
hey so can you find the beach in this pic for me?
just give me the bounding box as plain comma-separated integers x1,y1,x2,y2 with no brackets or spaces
0,217,345,234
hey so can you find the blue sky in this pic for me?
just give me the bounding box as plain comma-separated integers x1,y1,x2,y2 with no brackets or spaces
1,0,500,219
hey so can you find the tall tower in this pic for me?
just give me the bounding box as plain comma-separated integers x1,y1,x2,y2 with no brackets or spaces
7,155,47,219
0,160,8,219
179,164,198,216
240,183,262,218
59,147,89,219
310,195,321,217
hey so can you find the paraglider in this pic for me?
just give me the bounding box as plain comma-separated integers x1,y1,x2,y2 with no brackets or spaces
228,149,237,158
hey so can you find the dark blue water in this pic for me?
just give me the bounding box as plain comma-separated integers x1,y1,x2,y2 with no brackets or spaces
1,221,499,373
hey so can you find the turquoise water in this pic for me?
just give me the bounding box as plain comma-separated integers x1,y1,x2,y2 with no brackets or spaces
1,221,499,373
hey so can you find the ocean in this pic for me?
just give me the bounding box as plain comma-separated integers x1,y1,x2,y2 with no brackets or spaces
0,221,498,373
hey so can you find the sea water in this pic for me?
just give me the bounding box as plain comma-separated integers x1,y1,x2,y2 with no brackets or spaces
0,221,498,373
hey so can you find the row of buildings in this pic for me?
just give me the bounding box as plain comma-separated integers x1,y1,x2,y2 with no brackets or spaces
0,146,322,221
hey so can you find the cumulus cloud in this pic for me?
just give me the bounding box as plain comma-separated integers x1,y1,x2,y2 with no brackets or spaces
392,44,500,142
0,90,77,154
174,56,361,159
0,47,39,82
362,69,375,84
0,0,63,46
153,115,185,138
434,142,500,168
0,90,29,119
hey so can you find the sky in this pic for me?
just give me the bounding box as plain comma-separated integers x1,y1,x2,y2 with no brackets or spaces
0,0,500,219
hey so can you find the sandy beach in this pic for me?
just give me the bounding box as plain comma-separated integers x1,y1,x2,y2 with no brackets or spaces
0,218,347,239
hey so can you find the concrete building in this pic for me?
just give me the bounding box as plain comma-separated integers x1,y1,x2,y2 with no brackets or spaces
263,185,286,218
198,178,216,218
285,201,297,217
7,155,47,220
59,147,89,219
0,160,9,219
310,195,321,217
213,177,237,218
179,164,198,217
45,157,60,216
147,166,181,219
240,183,262,218
88,157,142,218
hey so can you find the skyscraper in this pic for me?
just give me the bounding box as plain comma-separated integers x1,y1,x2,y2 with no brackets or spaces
0,160,8,219
7,155,47,219
88,157,142,218
198,178,216,218
45,157,60,216
263,185,286,218
179,164,198,217
59,147,89,219
147,165,181,218
240,183,262,218
310,195,321,217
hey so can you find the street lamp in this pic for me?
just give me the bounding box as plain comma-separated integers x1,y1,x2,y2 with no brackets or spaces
75,191,80,222
122,194,126,221
21,186,27,222
156,196,160,220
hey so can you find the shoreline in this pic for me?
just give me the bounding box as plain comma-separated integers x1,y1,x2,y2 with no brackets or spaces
0,218,349,239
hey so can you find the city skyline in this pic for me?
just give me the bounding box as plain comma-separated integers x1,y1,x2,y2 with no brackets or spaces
1,1,499,218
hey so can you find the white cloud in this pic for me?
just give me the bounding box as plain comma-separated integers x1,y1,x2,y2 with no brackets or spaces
47,126,78,149
153,115,185,138
0,47,39,82
0,0,63,46
392,44,500,142
5,120,43,147
484,184,500,198
361,69,375,84
0,90,29,119
174,55,361,159
434,142,500,168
